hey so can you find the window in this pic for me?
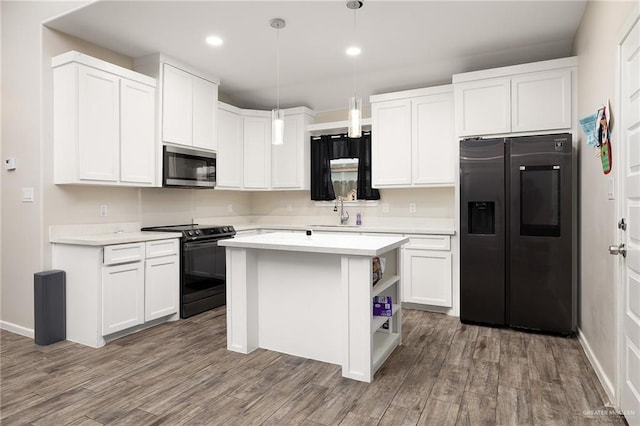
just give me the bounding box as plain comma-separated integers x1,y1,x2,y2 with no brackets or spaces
330,158,359,200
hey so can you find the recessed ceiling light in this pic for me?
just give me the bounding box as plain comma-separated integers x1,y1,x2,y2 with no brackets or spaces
346,46,361,56
206,35,223,47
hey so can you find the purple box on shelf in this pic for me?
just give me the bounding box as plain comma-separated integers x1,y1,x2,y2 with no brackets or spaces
373,296,393,317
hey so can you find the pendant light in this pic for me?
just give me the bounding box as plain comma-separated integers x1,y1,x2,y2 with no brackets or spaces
346,1,363,138
270,18,286,146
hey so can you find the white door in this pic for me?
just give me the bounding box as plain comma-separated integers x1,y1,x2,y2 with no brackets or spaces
102,262,145,335
402,248,452,307
145,255,179,321
217,107,243,188
454,77,511,137
412,93,455,185
272,113,302,189
120,79,155,184
192,76,217,151
243,115,271,189
77,65,119,182
371,99,412,186
618,14,640,424
162,64,193,146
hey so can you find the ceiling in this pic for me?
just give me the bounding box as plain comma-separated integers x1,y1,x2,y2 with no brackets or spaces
45,0,587,112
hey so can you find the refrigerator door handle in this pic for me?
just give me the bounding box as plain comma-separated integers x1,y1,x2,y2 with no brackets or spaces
609,243,627,257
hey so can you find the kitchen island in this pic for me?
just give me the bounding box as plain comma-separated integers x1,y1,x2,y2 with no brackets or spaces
219,231,408,382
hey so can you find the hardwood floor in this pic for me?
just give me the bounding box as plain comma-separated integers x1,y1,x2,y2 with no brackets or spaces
0,308,626,425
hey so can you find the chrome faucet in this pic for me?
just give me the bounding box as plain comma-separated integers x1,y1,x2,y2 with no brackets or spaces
334,196,350,225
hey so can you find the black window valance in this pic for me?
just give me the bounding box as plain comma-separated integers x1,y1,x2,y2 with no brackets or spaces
310,131,380,201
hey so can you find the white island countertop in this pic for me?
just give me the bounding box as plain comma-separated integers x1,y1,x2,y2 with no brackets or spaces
219,231,408,256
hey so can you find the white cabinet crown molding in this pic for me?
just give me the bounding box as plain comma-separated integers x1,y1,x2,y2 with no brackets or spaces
52,51,156,87
133,52,219,85
452,56,577,83
369,84,453,103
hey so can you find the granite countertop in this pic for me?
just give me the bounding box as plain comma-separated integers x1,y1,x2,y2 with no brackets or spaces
220,231,409,256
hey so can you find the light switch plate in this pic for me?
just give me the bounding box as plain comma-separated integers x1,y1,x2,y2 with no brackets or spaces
409,203,417,213
227,204,233,213
4,157,16,170
608,178,615,200
21,187,34,202
382,203,389,213
99,204,108,217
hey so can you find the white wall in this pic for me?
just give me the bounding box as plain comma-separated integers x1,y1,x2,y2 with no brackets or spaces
250,188,454,220
1,2,252,332
573,0,637,401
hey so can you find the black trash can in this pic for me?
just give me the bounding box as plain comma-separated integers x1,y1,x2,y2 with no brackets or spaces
34,270,66,345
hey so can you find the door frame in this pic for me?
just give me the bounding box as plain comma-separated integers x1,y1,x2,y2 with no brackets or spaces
615,3,640,411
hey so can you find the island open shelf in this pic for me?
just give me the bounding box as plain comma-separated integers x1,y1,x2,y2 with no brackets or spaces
220,231,408,383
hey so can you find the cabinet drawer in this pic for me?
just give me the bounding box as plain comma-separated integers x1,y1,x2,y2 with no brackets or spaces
404,235,450,251
104,243,145,265
146,239,179,258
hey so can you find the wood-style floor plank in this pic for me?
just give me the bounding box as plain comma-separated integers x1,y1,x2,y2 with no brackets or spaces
0,307,626,425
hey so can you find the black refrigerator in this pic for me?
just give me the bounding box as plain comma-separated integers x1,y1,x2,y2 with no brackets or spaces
460,133,576,334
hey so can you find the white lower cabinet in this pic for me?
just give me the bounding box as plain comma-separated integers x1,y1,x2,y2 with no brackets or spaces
401,235,452,308
102,262,145,335
52,238,180,348
145,253,179,321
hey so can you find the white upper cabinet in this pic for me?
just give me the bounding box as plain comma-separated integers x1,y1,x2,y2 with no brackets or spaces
454,78,511,137
511,69,572,132
192,74,218,151
412,93,455,185
53,51,157,187
243,112,271,189
120,79,156,184
162,64,193,146
217,103,244,189
453,57,576,137
134,53,220,152
77,66,120,182
371,99,412,186
272,108,314,190
370,85,455,188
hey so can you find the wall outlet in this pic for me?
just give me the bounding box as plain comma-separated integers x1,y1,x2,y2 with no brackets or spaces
21,187,34,202
286,203,293,212
382,203,389,213
227,204,233,213
99,204,108,217
409,203,417,213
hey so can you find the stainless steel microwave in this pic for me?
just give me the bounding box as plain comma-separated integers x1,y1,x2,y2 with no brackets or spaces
163,145,216,188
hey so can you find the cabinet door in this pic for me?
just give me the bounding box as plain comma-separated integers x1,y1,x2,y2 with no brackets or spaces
272,113,303,189
145,255,179,321
243,115,271,189
455,78,511,137
192,77,218,151
412,93,455,185
162,64,193,146
402,249,452,307
102,262,144,335
77,65,119,182
120,79,156,184
371,99,412,186
511,69,572,132
217,108,244,188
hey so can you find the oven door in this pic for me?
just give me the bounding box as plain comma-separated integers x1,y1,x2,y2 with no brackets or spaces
182,239,226,305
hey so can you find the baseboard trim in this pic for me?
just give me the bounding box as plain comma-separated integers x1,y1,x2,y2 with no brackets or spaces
0,321,35,339
578,328,616,403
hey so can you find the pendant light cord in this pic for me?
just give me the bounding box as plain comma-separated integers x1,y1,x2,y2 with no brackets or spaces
353,6,357,97
276,26,280,110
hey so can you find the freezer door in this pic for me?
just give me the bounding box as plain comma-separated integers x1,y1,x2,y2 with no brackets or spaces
508,133,574,333
460,138,506,326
